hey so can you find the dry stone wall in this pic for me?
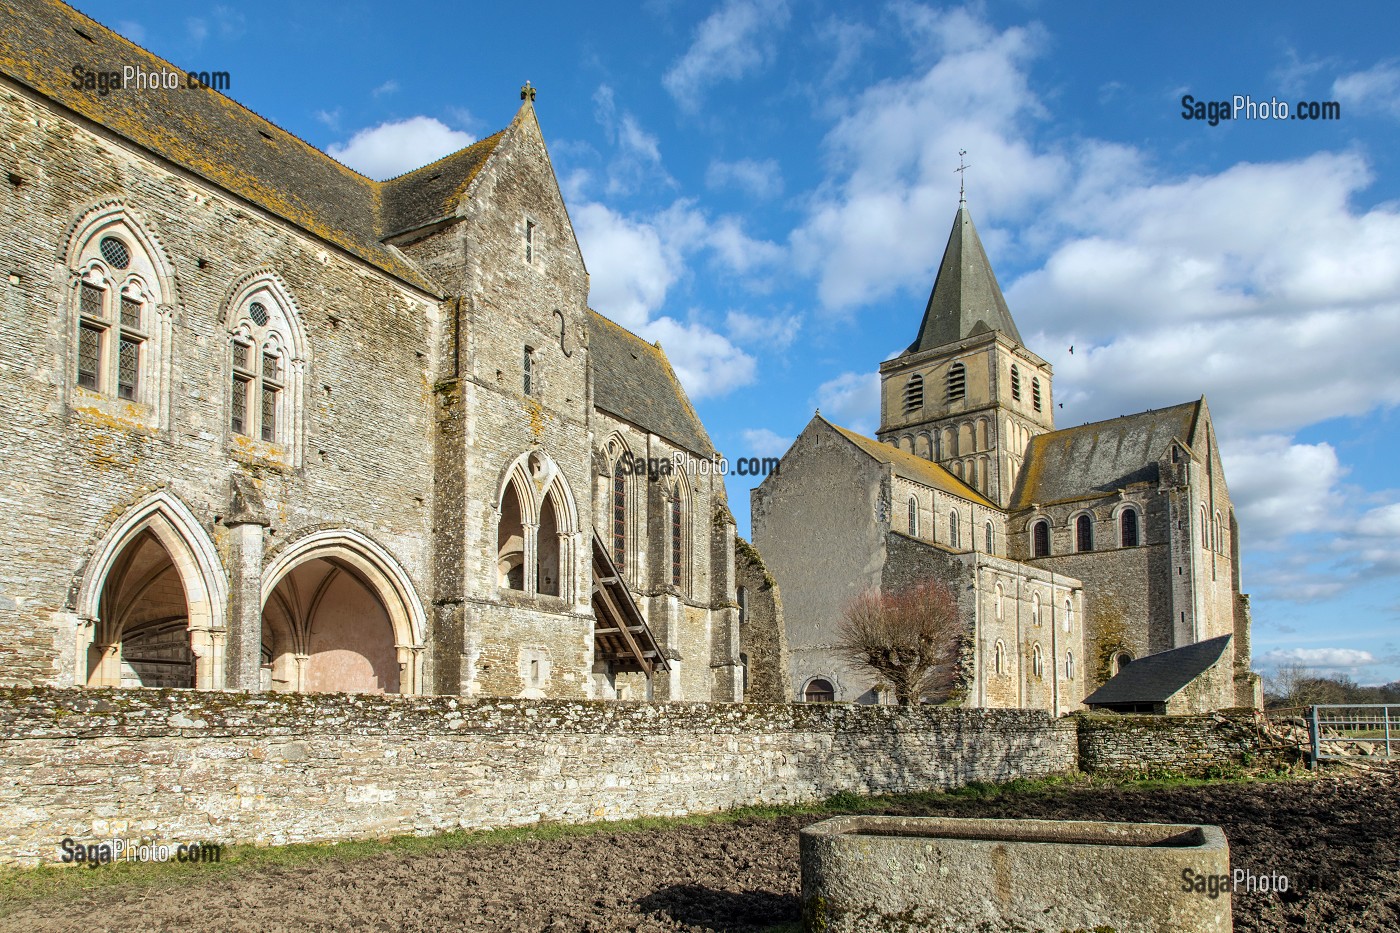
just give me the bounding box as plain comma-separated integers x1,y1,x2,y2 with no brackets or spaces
0,687,1075,866
1077,710,1272,775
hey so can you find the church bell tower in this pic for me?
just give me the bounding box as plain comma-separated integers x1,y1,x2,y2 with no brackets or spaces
877,201,1054,507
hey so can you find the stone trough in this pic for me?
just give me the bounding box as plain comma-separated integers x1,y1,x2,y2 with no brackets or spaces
800,815,1232,933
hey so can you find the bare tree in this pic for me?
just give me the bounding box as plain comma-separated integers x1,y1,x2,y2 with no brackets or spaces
834,581,968,705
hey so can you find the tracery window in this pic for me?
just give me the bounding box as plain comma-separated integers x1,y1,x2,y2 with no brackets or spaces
612,469,627,570
72,228,161,406
670,486,683,587
229,297,290,446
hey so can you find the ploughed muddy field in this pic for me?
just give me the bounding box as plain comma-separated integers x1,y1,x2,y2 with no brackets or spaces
4,766,1397,932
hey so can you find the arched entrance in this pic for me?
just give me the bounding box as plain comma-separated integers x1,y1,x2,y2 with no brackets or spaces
259,530,426,695
75,492,227,689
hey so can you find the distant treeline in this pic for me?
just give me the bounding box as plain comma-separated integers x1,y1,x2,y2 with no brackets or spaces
1265,664,1400,708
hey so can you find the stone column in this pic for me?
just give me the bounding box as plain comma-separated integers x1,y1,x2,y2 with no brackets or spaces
224,519,266,691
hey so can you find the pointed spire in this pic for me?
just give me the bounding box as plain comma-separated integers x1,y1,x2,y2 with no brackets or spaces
905,203,1021,355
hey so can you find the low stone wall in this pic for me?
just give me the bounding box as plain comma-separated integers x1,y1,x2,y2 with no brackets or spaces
1077,710,1269,775
0,688,1076,865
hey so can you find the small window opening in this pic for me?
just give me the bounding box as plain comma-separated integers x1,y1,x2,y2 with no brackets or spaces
947,362,966,402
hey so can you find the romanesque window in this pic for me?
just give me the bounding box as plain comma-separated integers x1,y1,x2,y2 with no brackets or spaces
908,497,919,537
523,346,536,396
1010,364,1021,401
1032,593,1041,626
1032,644,1043,680
1065,650,1075,680
994,640,1006,676
804,678,835,703
985,520,995,554
1113,651,1133,675
670,485,683,587
903,374,924,413
948,510,959,548
1199,505,1209,548
946,362,966,402
1032,520,1050,558
1076,514,1094,552
1063,599,1072,633
1214,510,1224,552
1032,377,1042,411
1120,507,1140,547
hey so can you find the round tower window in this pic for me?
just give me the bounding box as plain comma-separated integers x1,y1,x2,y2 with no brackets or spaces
248,301,270,326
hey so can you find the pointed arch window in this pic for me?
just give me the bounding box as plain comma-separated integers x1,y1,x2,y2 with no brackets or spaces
1063,599,1073,633
908,497,919,537
985,520,995,554
946,362,967,402
1032,519,1050,558
995,583,1004,621
70,217,169,416
229,299,290,446
1120,507,1140,547
1076,514,1094,552
612,469,627,570
670,484,684,588
1066,650,1075,680
1032,644,1044,680
903,374,924,413
1032,593,1041,626
994,640,1007,676
1010,364,1021,401
1200,505,1209,548
948,510,960,548
523,346,536,396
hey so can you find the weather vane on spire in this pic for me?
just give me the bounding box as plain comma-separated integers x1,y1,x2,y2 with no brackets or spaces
955,149,971,204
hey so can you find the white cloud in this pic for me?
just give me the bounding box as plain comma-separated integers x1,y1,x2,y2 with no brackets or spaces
790,9,1064,311
814,371,880,435
314,108,341,130
706,217,786,275
1259,647,1379,670
641,317,756,400
574,202,757,400
326,117,475,180
726,309,800,350
1332,61,1400,119
593,85,674,197
706,158,784,198
663,0,790,110
1222,436,1345,548
372,79,400,98
742,428,793,457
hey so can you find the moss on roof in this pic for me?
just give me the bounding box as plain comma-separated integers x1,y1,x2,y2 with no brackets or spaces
823,418,997,508
588,310,716,458
1,0,513,296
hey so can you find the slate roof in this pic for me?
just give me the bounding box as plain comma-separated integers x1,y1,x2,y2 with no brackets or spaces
0,0,515,296
1011,400,1202,509
823,418,997,508
906,205,1022,355
589,311,716,458
381,134,505,237
1083,635,1233,706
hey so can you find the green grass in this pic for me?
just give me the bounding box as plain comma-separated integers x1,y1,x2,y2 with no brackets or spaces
0,767,1306,911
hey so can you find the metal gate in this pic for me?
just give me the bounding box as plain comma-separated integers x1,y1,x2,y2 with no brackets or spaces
1309,704,1400,765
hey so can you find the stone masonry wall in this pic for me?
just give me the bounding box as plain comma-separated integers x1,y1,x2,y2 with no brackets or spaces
0,687,1076,866
1076,710,1272,776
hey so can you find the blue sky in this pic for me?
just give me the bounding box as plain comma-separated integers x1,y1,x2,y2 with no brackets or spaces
74,1,1400,685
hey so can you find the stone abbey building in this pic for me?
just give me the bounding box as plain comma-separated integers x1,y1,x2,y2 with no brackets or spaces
0,0,782,702
754,202,1262,714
